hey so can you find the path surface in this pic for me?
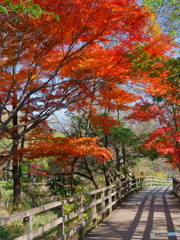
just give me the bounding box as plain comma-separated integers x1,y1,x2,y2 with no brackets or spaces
85,187,180,240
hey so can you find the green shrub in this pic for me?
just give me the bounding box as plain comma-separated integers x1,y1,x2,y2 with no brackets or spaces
46,175,82,198
21,178,33,183
21,183,51,209
0,181,13,190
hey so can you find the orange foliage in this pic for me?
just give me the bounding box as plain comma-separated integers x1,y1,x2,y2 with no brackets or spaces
141,127,180,167
126,102,165,123
18,135,114,172
127,57,180,169
0,0,175,172
89,115,120,133
0,0,154,136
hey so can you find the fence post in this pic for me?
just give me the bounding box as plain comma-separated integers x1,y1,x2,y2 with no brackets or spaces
92,194,97,228
124,180,127,199
78,197,84,240
172,177,180,198
116,178,121,206
57,205,64,237
108,188,112,214
132,177,136,194
140,177,143,190
126,180,130,198
101,190,106,220
23,216,32,238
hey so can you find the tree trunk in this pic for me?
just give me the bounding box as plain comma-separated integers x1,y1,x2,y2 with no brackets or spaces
12,101,21,212
12,157,21,211
116,148,121,172
70,173,75,195
102,162,110,186
122,145,127,178
103,130,110,186
83,157,99,189
70,157,78,194
0,190,9,217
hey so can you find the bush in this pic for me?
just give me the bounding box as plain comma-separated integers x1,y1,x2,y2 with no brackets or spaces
0,181,13,190
145,172,168,178
47,176,71,197
21,178,33,184
46,175,82,198
21,183,51,209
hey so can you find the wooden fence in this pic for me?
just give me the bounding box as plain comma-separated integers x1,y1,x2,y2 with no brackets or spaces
143,176,172,187
0,177,144,240
0,176,176,240
172,177,180,198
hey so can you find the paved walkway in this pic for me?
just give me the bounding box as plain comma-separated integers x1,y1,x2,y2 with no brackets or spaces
85,187,180,240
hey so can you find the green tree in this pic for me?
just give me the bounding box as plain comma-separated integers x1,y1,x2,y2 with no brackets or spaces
108,123,142,178
143,0,180,37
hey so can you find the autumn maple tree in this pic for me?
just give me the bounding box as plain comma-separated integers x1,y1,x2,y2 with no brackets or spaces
126,47,180,170
16,119,112,186
0,0,176,212
0,0,155,171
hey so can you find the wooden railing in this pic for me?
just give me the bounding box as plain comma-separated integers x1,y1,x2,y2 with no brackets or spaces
0,176,175,240
143,176,172,187
172,177,180,198
0,177,144,240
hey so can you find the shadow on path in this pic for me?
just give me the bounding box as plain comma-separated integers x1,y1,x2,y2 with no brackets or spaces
85,187,180,240
122,187,160,240
162,187,178,240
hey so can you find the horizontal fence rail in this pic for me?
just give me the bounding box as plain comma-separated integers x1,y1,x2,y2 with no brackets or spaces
0,176,175,240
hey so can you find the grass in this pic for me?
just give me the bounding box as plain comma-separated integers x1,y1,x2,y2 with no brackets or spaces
53,132,65,137
0,220,23,240
0,211,57,240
